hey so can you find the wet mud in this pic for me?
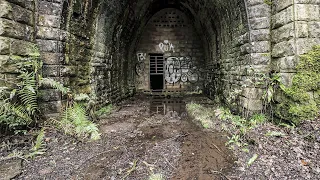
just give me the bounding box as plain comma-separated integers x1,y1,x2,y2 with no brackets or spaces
16,96,234,179
77,97,233,179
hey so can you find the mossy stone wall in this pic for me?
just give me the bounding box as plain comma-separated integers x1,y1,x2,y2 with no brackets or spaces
0,0,319,121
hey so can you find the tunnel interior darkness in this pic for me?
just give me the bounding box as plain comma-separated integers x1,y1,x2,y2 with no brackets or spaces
1,0,318,120
37,0,268,115
89,0,251,107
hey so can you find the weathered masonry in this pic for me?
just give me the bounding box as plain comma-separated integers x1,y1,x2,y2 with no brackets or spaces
0,0,319,118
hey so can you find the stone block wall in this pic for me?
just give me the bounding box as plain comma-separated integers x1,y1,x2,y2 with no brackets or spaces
36,0,66,116
193,0,272,112
272,0,320,86
240,0,272,112
0,0,38,88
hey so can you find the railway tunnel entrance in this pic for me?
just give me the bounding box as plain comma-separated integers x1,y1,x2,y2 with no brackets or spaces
61,0,271,115
0,0,296,117
136,8,204,93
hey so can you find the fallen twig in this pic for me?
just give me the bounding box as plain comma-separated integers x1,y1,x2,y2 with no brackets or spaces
162,155,176,170
210,170,231,180
0,155,30,163
122,159,138,179
211,142,223,153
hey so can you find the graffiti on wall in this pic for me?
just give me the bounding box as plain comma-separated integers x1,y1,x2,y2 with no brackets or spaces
164,56,199,84
159,40,175,53
136,53,146,76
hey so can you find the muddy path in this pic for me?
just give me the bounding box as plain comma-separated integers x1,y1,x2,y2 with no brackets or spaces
17,96,234,179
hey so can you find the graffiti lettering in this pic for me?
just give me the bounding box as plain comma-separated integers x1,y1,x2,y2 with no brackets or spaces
159,40,175,53
136,53,146,76
164,56,199,84
165,57,181,84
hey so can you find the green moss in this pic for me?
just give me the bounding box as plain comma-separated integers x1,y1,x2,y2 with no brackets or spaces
264,0,272,5
288,102,318,120
9,55,23,61
275,45,320,124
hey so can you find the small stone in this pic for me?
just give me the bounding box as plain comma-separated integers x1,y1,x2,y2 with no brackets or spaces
0,158,22,180
38,167,53,175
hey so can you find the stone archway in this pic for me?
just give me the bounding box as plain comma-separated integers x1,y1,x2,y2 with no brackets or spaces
0,0,319,119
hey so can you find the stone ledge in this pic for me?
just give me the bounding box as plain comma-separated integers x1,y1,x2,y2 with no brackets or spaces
272,0,293,13
271,22,294,44
240,96,263,111
271,6,294,29
38,89,61,102
271,39,295,58
38,1,63,16
36,39,64,53
41,52,64,65
39,100,62,114
6,0,34,10
249,17,270,30
0,18,34,41
272,56,297,72
295,4,320,21
37,14,61,28
248,3,271,19
0,1,34,26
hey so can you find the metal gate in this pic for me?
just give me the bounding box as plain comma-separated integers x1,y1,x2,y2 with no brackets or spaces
149,54,164,90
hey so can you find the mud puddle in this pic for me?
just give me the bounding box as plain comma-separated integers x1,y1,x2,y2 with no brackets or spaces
73,97,234,179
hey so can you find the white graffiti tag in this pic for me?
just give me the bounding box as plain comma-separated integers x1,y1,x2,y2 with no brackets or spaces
136,53,146,76
164,56,199,84
165,57,181,84
159,40,175,53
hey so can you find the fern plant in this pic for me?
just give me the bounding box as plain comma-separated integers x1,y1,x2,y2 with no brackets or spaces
0,71,38,129
0,57,69,132
25,128,46,159
39,77,69,94
60,102,100,140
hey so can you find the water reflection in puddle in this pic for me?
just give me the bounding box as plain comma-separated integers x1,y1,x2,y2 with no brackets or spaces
149,98,187,118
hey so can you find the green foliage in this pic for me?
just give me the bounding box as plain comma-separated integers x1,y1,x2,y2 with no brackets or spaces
226,134,242,147
60,102,100,141
39,78,69,95
249,114,267,126
0,69,38,130
275,45,320,124
265,131,285,137
148,173,164,180
247,154,258,166
26,128,46,159
264,0,272,5
74,93,90,101
95,104,113,117
0,53,71,132
216,107,267,149
186,102,215,128
188,103,266,149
